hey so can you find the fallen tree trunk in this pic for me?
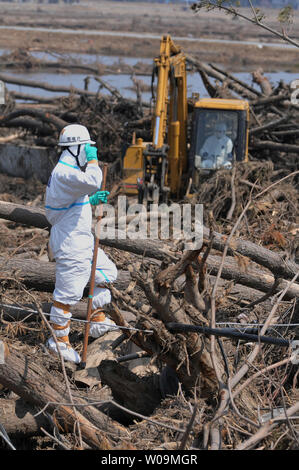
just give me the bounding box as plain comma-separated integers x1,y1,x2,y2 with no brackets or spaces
186,54,259,100
0,397,51,437
0,108,68,131
0,117,54,135
1,201,298,285
0,131,25,143
0,277,278,323
206,254,299,300
251,93,291,107
202,227,299,281
250,139,299,153
207,63,260,98
0,341,128,449
249,116,289,136
92,75,123,100
0,302,136,324
1,250,298,307
0,256,131,293
0,59,99,75
271,129,299,137
0,202,176,261
0,73,102,99
1,73,150,109
0,201,51,230
12,91,62,103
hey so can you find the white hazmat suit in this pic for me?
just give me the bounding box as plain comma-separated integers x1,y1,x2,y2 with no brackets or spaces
45,125,117,363
195,123,233,170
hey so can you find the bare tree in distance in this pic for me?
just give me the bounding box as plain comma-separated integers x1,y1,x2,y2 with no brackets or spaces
191,1,299,48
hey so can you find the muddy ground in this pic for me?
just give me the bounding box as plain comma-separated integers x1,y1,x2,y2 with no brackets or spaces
0,1,298,72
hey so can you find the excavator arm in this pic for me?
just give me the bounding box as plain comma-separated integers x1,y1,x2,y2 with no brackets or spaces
122,35,188,204
152,35,188,197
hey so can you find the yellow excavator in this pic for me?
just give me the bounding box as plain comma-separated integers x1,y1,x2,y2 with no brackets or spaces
122,35,250,204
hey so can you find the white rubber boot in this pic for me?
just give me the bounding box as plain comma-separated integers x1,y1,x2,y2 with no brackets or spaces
46,336,81,364
89,310,118,338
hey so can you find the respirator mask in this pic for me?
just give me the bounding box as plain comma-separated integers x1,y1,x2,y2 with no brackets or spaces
67,144,87,171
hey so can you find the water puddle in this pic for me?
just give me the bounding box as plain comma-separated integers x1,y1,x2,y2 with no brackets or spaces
4,69,298,102
1,49,297,101
0,48,152,66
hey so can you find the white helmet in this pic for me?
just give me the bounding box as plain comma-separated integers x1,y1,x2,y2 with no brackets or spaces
58,124,95,147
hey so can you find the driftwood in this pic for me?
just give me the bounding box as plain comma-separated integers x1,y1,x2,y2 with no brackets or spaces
1,201,298,297
98,359,162,416
1,200,298,278
0,73,102,99
0,256,131,293
107,268,224,395
0,341,129,449
186,55,258,100
1,247,298,302
0,131,25,143
206,255,299,300
0,108,68,131
251,94,292,107
0,117,54,136
249,116,289,136
202,227,299,281
252,69,272,96
208,63,261,98
11,91,63,104
0,397,52,437
251,139,299,154
0,302,136,324
0,201,51,230
0,39,297,451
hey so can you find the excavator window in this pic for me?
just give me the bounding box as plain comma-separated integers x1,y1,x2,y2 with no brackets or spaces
191,108,247,171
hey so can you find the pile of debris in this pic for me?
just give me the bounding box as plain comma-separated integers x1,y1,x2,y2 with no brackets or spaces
0,50,299,165
0,49,298,451
0,170,298,450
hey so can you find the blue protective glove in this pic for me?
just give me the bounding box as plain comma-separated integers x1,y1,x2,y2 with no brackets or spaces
85,143,98,162
89,190,110,205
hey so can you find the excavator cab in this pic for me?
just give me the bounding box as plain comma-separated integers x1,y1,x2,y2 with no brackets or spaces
190,98,249,173
122,35,250,204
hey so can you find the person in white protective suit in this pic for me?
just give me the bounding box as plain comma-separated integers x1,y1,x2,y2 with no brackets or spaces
195,122,233,170
45,124,118,363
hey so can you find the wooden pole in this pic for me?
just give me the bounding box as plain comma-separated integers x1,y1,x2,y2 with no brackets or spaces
81,163,108,368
